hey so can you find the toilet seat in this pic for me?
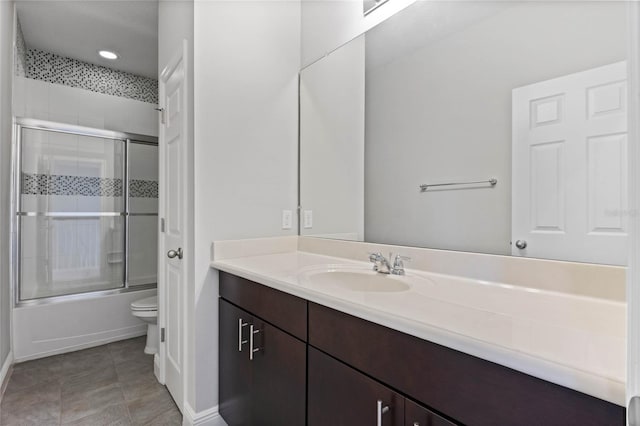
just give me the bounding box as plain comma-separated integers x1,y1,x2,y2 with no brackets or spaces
130,294,159,355
131,296,158,312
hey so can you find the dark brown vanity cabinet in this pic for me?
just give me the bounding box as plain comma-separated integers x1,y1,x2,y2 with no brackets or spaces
308,302,625,426
219,300,252,425
219,279,307,426
404,399,456,426
308,346,405,426
308,346,456,426
219,272,625,426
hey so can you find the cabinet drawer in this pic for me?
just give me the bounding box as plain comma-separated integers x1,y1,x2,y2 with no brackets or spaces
308,302,624,426
405,399,455,426
220,272,307,341
309,347,404,426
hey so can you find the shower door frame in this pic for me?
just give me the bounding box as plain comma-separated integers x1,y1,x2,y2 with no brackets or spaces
11,117,158,307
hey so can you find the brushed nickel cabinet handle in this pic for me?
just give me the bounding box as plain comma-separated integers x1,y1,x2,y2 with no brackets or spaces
237,318,248,352
376,400,390,426
249,324,261,360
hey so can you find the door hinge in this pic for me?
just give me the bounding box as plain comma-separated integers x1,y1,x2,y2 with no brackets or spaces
160,218,165,233
155,107,166,125
160,327,166,343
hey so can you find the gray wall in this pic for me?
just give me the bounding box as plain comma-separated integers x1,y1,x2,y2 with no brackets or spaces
0,0,13,370
159,1,301,415
300,0,414,67
193,0,300,413
365,2,627,255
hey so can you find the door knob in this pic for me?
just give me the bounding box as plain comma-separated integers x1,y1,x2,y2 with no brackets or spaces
167,248,183,259
515,240,527,250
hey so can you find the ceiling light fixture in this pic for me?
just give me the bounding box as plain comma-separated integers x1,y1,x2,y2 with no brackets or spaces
98,50,118,60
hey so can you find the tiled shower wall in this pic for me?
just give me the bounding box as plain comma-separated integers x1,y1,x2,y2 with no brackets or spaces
18,128,159,300
10,15,159,360
14,18,157,104
13,76,158,136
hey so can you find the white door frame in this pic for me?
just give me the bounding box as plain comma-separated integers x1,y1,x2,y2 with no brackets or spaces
157,39,191,412
628,2,640,425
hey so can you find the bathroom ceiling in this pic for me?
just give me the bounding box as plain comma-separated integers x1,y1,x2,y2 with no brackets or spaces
16,0,158,79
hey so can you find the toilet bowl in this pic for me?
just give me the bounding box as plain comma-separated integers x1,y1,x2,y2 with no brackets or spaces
131,295,158,355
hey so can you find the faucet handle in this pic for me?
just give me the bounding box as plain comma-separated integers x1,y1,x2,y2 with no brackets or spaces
368,252,382,271
368,252,382,262
392,254,411,275
394,254,411,264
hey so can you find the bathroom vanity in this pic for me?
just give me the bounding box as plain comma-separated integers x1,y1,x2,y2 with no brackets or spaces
213,239,626,426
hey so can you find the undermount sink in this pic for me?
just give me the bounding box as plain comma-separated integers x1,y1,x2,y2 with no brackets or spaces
299,266,415,293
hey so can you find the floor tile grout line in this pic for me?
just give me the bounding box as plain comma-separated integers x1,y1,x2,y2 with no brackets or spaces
124,396,134,425
0,337,179,426
58,380,63,426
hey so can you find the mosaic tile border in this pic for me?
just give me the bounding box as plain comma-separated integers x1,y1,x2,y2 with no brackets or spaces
22,174,123,197
22,174,158,198
26,49,158,104
129,179,158,198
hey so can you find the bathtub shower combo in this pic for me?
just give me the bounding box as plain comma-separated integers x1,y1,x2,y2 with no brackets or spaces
11,118,158,353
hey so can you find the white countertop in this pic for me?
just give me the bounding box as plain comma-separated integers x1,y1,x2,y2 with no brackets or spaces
211,250,625,406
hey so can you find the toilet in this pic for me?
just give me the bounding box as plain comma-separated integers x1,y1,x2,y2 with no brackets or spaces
130,295,158,355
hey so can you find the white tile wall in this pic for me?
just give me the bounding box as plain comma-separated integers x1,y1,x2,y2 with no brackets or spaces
14,76,155,295
14,76,158,137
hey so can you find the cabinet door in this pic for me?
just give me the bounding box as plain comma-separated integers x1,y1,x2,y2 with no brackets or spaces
308,347,404,426
251,319,306,426
405,399,457,426
219,300,253,426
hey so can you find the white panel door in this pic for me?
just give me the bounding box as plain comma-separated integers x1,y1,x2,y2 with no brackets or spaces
512,62,627,265
158,42,188,409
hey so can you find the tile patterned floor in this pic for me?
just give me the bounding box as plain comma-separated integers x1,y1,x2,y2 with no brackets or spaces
0,337,182,425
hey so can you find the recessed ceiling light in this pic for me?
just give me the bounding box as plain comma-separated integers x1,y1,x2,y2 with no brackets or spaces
98,50,118,60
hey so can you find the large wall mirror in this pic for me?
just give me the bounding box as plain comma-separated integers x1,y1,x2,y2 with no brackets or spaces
299,0,629,266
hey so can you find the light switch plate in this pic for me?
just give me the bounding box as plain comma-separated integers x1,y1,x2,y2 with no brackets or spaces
282,210,293,229
303,210,313,229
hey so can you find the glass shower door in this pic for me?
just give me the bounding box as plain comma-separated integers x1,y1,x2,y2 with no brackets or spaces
127,141,159,287
18,127,126,300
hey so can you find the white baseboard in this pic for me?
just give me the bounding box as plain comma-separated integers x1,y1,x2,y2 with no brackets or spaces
183,403,226,426
0,351,14,401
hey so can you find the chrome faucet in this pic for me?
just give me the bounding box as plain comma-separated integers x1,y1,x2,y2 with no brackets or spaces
368,252,411,275
369,252,392,274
